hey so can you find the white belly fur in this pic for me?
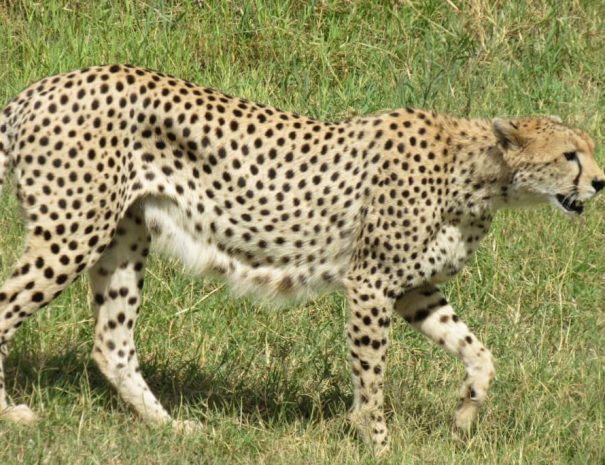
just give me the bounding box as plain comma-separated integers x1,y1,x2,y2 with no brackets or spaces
141,196,348,302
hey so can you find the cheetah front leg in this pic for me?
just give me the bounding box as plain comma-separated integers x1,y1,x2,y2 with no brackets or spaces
395,285,495,433
89,208,197,432
345,282,393,454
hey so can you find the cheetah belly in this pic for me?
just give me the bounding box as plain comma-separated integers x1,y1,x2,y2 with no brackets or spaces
141,196,349,301
426,224,483,284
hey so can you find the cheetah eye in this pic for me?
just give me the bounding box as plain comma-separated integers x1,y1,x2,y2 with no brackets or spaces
564,151,577,161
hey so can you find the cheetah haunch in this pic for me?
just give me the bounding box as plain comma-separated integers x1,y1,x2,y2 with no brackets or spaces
0,65,603,452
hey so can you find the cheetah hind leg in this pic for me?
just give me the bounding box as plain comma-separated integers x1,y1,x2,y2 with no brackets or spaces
0,346,38,425
0,235,97,425
89,208,200,433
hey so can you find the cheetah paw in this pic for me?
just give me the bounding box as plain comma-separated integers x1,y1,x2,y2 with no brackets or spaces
373,442,390,458
454,399,478,433
171,419,202,434
0,404,38,425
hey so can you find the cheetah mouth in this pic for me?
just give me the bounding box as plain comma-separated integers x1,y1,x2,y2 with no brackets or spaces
555,194,584,214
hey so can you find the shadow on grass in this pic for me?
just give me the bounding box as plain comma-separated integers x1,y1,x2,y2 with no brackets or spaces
5,348,351,426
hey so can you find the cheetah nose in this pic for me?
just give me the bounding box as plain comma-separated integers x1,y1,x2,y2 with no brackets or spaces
592,179,605,193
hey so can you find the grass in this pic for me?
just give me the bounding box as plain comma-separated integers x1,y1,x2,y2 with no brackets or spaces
1,0,605,463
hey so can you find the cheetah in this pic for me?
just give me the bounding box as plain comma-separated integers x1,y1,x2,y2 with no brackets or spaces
0,65,603,452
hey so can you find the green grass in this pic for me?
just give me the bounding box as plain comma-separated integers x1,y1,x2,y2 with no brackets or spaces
1,0,605,463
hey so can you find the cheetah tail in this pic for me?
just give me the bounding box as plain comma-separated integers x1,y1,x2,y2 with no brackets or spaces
0,112,10,196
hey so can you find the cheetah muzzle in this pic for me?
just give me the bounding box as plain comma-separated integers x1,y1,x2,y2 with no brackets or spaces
0,65,603,454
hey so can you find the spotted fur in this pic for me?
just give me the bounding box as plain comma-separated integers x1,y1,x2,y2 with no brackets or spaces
0,65,603,452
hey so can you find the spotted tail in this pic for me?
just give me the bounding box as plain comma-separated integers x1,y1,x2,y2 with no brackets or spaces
0,110,11,196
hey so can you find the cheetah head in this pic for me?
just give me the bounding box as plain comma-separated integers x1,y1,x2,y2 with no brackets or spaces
493,116,605,215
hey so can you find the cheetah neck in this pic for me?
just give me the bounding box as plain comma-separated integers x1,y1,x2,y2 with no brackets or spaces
444,117,514,217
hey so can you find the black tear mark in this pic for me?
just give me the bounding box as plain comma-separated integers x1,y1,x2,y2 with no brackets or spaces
573,157,583,187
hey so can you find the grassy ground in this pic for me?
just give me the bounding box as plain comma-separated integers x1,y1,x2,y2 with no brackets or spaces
1,0,605,463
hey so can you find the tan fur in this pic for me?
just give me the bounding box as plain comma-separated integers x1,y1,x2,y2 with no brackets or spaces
0,65,603,452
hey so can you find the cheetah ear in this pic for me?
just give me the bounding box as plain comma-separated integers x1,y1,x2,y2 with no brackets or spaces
492,118,523,150
547,115,562,123
574,129,596,153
